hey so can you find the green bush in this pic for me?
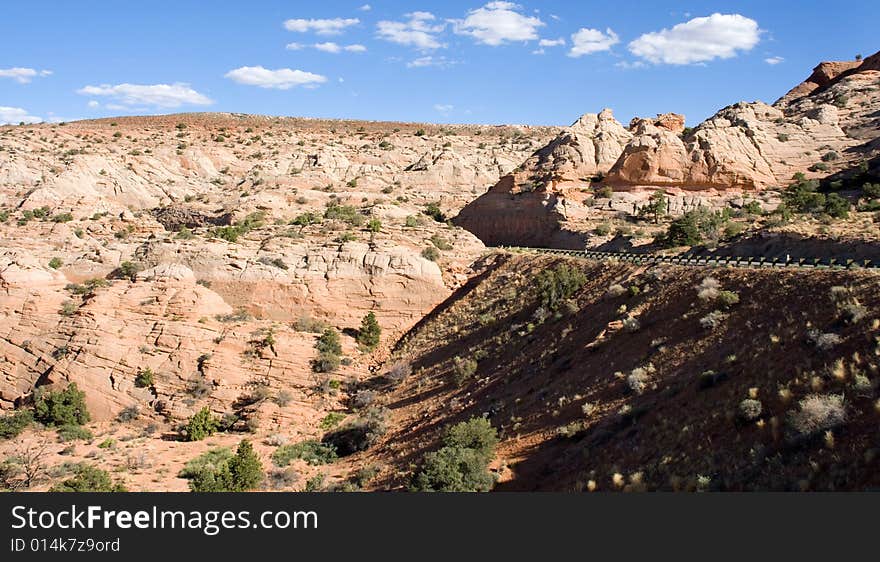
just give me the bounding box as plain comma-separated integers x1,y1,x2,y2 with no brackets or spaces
421,246,441,261
312,328,342,373
423,202,446,222
537,264,586,310
182,440,263,492
33,383,90,427
48,257,63,269
412,418,498,492
57,424,93,442
183,407,220,442
52,212,74,223
356,312,381,351
324,204,364,226
50,464,126,492
452,357,478,386
429,235,453,250
272,440,338,467
134,368,155,388
824,193,850,219
290,212,320,226
0,410,33,439
366,218,382,233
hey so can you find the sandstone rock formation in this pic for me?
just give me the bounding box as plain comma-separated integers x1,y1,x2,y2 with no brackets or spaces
456,51,880,247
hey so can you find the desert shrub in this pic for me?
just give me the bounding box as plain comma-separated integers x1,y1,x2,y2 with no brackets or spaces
366,218,382,233
423,202,445,222
49,463,126,492
0,410,33,439
116,260,141,280
808,330,842,351
52,212,74,223
272,440,338,467
320,412,346,430
350,390,376,409
290,212,320,226
700,310,727,330
183,407,220,442
356,312,381,351
48,257,63,269
315,328,342,356
697,277,720,301
56,424,93,442
452,357,478,385
265,467,299,490
824,193,850,218
412,418,497,492
626,367,652,395
605,284,626,299
134,368,155,388
59,300,78,316
429,235,453,250
737,399,763,422
116,406,140,422
787,394,846,441
840,302,867,324
33,383,89,427
184,440,264,492
421,246,441,261
404,215,419,228
661,208,731,247
294,315,328,333
312,328,342,373
537,264,586,310
717,290,740,307
742,200,763,215
322,408,387,456
324,204,364,226
862,183,880,199
386,361,412,385
273,390,293,407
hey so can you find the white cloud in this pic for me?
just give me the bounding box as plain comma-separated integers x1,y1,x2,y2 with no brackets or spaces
286,42,305,50
568,28,619,57
312,42,367,53
539,37,565,47
452,2,544,46
531,48,545,55
0,106,42,124
0,67,52,84
359,4,371,11
434,104,454,113
76,83,213,108
629,13,760,65
224,66,327,90
765,56,784,65
377,12,446,50
87,100,100,108
406,56,457,69
283,17,359,35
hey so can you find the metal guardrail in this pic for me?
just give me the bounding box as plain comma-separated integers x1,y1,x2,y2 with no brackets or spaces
494,246,878,271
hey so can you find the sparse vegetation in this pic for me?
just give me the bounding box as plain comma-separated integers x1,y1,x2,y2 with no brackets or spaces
183,407,220,441
272,440,338,467
33,383,89,427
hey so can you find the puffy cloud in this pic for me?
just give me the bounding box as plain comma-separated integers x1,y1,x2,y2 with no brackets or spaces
452,2,544,46
0,67,52,84
433,103,454,113
283,17,359,35
76,83,213,108
629,13,760,65
377,12,445,50
224,66,327,89
87,100,100,108
765,56,784,65
0,106,42,124
359,4,371,11
568,28,619,57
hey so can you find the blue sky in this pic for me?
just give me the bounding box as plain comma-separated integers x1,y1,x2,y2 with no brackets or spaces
1,1,877,126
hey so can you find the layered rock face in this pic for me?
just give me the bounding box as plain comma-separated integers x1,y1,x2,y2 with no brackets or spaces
456,51,880,247
0,115,553,427
453,110,631,247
